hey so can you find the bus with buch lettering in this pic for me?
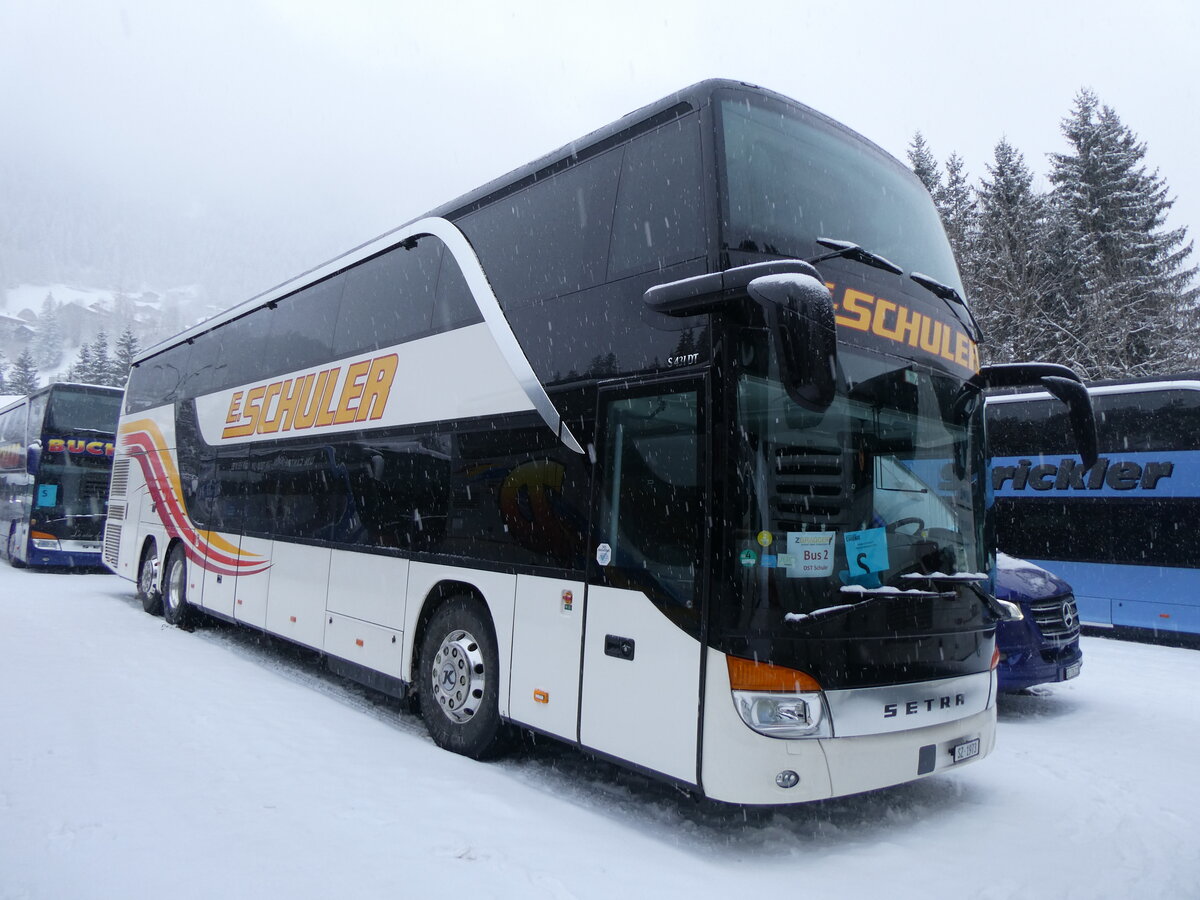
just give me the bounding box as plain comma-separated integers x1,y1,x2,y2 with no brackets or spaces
105,79,1094,804
988,376,1199,641
1,382,124,568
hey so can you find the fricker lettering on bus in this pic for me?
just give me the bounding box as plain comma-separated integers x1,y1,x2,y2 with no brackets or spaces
46,438,116,457
993,458,1175,492
829,284,980,376
222,353,399,440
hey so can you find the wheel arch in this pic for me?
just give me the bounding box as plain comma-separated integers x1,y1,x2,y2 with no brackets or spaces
409,579,493,689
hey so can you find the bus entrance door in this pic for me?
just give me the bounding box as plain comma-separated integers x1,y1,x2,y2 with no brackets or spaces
579,380,705,785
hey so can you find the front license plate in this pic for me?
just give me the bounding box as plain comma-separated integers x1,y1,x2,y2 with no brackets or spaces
1064,662,1082,680
952,738,980,764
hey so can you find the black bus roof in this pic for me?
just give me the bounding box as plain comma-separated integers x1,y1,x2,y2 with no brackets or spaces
133,78,898,365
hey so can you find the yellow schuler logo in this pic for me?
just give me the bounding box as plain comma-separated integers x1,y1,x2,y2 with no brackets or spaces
833,287,980,375
222,353,399,439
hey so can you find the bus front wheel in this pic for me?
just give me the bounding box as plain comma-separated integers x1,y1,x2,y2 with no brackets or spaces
418,597,506,760
137,541,162,615
162,545,196,629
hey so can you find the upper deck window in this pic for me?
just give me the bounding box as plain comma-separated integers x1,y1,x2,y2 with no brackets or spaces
719,93,962,295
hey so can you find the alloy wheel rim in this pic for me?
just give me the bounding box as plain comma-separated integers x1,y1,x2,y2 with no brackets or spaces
430,628,485,724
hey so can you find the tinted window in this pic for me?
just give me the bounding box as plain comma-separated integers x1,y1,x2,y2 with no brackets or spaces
336,434,453,552
200,311,269,395
447,422,589,570
335,238,441,356
264,276,343,375
460,149,623,308
432,248,482,332
250,444,351,541
45,388,123,433
608,117,705,278
995,497,1200,569
989,388,1200,455
127,343,192,412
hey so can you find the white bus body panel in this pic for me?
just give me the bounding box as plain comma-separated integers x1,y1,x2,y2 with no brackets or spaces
265,542,331,649
507,574,586,741
700,647,998,804
199,534,240,618
403,562,518,718
324,612,404,679
579,585,700,785
232,536,273,630
326,549,409,631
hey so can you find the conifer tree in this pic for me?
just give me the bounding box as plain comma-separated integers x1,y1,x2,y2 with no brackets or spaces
0,351,8,394
971,138,1066,364
66,342,96,384
9,348,40,395
89,331,114,386
113,327,140,386
934,153,978,286
1048,89,1199,376
907,132,941,196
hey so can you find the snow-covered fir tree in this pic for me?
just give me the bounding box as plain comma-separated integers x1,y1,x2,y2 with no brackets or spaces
934,153,978,283
971,138,1067,364
9,349,40,394
65,342,96,384
907,132,941,196
32,293,65,369
1048,89,1199,377
113,327,140,385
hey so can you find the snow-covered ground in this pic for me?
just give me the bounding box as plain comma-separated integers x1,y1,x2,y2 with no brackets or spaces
2,565,1198,900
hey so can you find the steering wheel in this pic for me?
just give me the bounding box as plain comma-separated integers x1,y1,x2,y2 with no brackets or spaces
886,517,926,535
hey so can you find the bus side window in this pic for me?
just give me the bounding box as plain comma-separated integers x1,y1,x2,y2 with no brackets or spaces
607,115,705,279
264,275,344,377
458,149,623,309
335,238,441,357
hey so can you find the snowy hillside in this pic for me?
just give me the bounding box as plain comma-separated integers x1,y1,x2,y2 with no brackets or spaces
1,566,1197,899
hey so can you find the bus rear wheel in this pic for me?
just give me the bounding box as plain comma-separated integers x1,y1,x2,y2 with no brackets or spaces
418,597,506,759
137,541,162,615
162,544,196,629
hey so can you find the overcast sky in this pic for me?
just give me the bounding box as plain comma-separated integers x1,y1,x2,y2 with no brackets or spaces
2,0,1197,307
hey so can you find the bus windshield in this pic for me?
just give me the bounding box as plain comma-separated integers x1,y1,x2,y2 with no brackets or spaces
719,91,963,295
45,387,125,434
729,344,987,626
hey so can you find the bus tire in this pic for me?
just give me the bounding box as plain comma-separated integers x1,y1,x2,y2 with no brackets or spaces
162,544,196,629
418,597,506,760
137,540,162,615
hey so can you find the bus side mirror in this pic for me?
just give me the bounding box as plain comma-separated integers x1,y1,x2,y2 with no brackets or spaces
1040,376,1099,471
967,363,1099,469
26,441,42,476
746,273,838,413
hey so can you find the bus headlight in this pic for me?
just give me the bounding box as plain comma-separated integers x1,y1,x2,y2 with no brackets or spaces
726,656,832,739
733,690,830,738
31,531,61,551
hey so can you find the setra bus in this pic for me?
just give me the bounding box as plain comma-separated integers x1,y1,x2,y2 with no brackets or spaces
105,79,1094,804
988,376,1200,640
1,382,124,568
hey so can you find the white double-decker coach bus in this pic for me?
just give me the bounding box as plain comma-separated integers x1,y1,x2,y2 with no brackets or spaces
105,80,1094,804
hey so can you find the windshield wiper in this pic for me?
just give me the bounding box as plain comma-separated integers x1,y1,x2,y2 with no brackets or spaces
909,272,983,341
784,585,956,625
808,238,904,276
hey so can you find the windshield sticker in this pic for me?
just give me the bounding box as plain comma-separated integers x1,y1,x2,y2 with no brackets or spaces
844,527,889,575
757,530,773,547
785,531,836,578
739,548,758,567
595,543,612,566
760,554,777,568
36,485,58,507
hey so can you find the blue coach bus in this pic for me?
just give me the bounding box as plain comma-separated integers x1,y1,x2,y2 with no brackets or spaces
987,377,1200,640
0,383,124,568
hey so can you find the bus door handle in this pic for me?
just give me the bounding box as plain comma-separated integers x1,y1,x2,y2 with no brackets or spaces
604,634,635,661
